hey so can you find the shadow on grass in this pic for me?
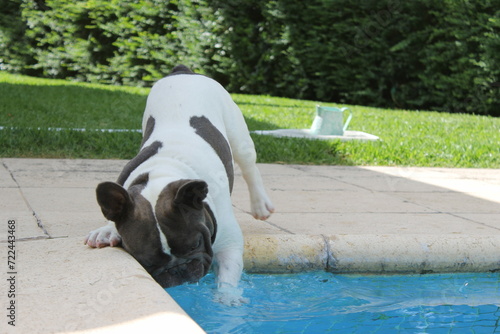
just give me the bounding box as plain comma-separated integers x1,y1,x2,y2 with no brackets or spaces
244,116,281,131
251,133,353,165
244,116,353,165
243,113,354,165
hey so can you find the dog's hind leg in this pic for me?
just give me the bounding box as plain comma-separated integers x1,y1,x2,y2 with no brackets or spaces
223,102,275,220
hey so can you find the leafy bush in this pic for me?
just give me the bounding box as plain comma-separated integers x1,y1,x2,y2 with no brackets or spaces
17,0,185,85
0,0,34,73
1,0,499,116
269,0,500,115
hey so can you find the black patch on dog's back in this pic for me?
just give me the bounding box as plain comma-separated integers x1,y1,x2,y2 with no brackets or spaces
140,116,155,148
189,116,234,193
117,141,162,186
168,65,197,76
189,116,234,192
129,172,149,188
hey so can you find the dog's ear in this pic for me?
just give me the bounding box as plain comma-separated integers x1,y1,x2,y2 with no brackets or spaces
173,180,208,210
96,182,132,223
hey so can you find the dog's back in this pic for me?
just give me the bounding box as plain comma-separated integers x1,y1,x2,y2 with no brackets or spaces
142,71,234,135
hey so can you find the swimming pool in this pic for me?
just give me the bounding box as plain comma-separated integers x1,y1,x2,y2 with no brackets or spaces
168,271,500,333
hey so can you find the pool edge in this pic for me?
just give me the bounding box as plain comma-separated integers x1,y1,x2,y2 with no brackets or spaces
244,234,500,274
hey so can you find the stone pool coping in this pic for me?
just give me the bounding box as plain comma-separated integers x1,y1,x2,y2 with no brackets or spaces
1,158,499,333
244,234,500,274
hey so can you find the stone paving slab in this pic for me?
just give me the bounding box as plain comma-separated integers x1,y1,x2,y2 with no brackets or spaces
1,237,204,334
1,158,499,333
20,187,103,238
0,163,17,188
263,212,500,235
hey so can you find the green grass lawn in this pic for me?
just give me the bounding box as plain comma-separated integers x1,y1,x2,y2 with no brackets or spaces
1,72,499,168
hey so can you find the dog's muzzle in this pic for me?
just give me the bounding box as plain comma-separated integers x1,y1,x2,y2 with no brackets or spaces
151,251,212,288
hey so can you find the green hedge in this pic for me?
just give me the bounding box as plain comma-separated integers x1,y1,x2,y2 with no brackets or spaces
1,0,499,116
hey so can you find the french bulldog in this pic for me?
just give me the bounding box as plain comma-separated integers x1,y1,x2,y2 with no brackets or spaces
85,65,274,303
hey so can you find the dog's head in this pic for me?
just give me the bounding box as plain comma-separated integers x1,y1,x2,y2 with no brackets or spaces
96,177,216,287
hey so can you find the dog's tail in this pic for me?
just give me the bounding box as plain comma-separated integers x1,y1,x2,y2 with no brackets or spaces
170,64,195,75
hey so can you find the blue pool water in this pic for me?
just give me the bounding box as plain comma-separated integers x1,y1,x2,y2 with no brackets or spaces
168,272,500,333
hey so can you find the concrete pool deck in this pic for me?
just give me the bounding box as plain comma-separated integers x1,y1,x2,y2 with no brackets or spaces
1,158,499,333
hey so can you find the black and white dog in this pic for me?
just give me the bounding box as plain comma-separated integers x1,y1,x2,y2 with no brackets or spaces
85,65,274,303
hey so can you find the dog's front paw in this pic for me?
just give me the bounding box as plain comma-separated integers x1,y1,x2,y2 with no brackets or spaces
84,223,121,248
214,284,249,306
